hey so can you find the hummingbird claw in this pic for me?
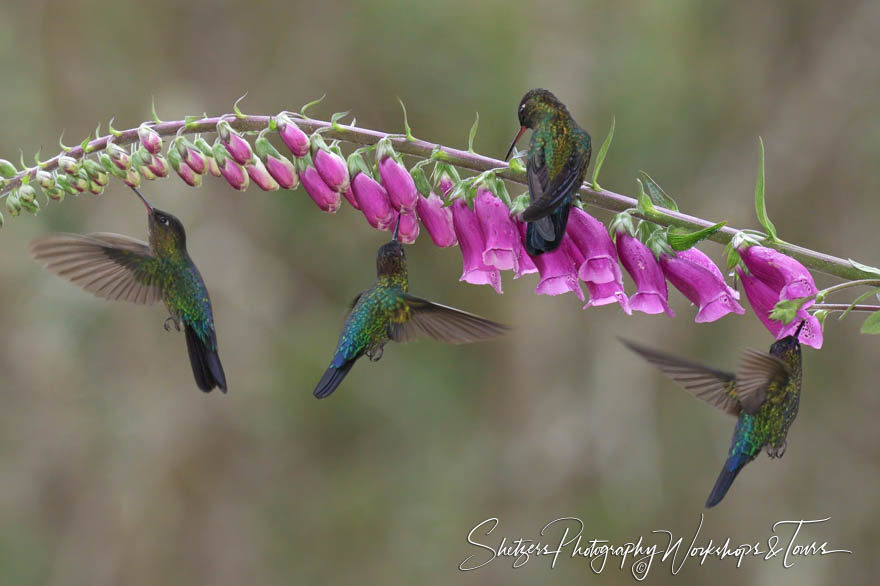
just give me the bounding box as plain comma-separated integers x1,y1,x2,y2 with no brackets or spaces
766,440,787,459
366,345,385,362
164,316,180,332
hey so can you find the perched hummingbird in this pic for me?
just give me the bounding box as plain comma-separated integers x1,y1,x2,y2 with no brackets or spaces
621,322,805,508
313,217,509,399
504,88,592,256
30,186,227,393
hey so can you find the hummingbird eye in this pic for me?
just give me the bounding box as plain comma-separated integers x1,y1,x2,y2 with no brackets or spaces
157,215,168,226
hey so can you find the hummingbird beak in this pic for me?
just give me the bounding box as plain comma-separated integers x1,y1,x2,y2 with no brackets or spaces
793,319,807,339
129,186,154,214
504,126,526,161
392,213,401,242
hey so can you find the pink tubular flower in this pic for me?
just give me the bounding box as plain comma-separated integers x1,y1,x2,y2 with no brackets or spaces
511,220,538,278
738,245,817,303
376,137,418,211
474,187,520,272
246,157,280,191
137,123,162,154
416,191,457,247
737,267,823,349
451,199,502,293
522,226,585,301
397,208,420,244
311,135,350,194
677,247,739,300
276,113,310,157
566,208,629,312
616,231,675,316
349,152,395,230
661,252,745,323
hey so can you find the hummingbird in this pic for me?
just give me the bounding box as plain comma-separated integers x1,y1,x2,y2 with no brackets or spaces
313,217,509,399
30,186,227,393
504,88,592,256
621,322,805,508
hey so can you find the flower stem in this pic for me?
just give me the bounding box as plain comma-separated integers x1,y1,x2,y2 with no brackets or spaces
815,279,880,300
812,303,880,313
2,113,876,282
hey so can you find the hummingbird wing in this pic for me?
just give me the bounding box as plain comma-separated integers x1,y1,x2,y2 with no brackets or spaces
388,295,509,344
522,136,589,225
30,233,162,304
734,349,790,414
620,339,741,416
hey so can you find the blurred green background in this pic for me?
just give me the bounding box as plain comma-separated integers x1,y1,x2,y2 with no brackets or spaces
1,0,878,583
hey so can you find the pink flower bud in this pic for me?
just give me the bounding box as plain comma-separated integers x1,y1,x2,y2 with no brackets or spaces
397,208,420,244
174,137,206,175
168,148,201,188
107,143,131,171
277,114,309,157
349,152,395,230
616,231,674,316
138,123,162,154
146,153,169,178
311,135,350,194
474,187,519,272
297,157,340,213
416,192,457,247
212,141,249,191
246,157,280,191
58,155,78,175
264,154,298,189
195,137,221,177
661,253,745,323
343,186,360,209
451,199,502,294
217,120,254,165
124,168,141,188
377,137,418,211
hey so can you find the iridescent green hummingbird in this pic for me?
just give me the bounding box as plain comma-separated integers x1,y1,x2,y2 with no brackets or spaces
30,186,227,393
504,88,592,255
313,217,509,399
621,322,805,508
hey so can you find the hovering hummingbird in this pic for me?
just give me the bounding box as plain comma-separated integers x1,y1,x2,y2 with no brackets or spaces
621,323,805,508
313,217,509,399
30,186,227,393
504,88,592,256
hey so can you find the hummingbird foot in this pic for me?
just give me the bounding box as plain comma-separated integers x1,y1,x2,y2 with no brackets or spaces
164,316,181,332
366,345,385,362
766,440,787,459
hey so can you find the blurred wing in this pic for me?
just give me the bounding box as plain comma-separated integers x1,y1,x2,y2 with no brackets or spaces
30,232,162,305
621,339,741,416
522,139,587,224
389,294,509,345
736,349,790,414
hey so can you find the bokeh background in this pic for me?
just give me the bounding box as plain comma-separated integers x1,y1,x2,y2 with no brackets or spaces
1,0,878,583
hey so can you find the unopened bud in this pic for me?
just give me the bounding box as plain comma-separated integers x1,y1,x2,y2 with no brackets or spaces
246,157,280,191
6,191,21,216
58,155,79,175
254,129,298,189
168,148,201,188
0,159,16,178
35,169,55,190
99,153,128,179
276,113,309,157
147,153,170,178
174,137,207,175
217,120,254,165
138,122,163,154
46,186,65,202
213,139,249,191
82,159,109,186
53,173,78,195
195,137,221,176
107,142,132,170
124,168,142,188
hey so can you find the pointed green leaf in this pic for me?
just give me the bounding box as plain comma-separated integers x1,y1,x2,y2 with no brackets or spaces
667,221,726,251
233,92,249,118
397,97,416,141
860,311,880,334
300,93,326,118
638,171,679,211
770,297,811,325
467,112,479,153
848,258,880,277
591,116,614,191
508,157,526,175
754,137,778,241
637,220,661,243
635,178,656,215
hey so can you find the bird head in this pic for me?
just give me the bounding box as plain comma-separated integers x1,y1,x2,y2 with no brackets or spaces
131,186,188,252
376,213,406,277
505,88,568,160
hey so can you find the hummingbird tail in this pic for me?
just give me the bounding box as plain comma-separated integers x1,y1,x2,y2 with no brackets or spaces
705,455,747,508
524,204,571,255
313,360,355,399
184,324,227,393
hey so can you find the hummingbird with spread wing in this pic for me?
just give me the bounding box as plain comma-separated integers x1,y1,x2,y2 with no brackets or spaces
30,187,227,393
504,88,592,255
621,323,805,508
313,217,509,399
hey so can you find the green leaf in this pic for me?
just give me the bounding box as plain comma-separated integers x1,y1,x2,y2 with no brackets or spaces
300,93,326,118
860,311,880,334
848,258,880,277
151,97,162,124
837,288,880,321
507,157,526,174
638,171,678,211
770,297,811,325
397,97,416,141
635,178,655,215
667,221,727,251
233,92,248,119
754,137,778,241
467,112,479,153
591,115,614,191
